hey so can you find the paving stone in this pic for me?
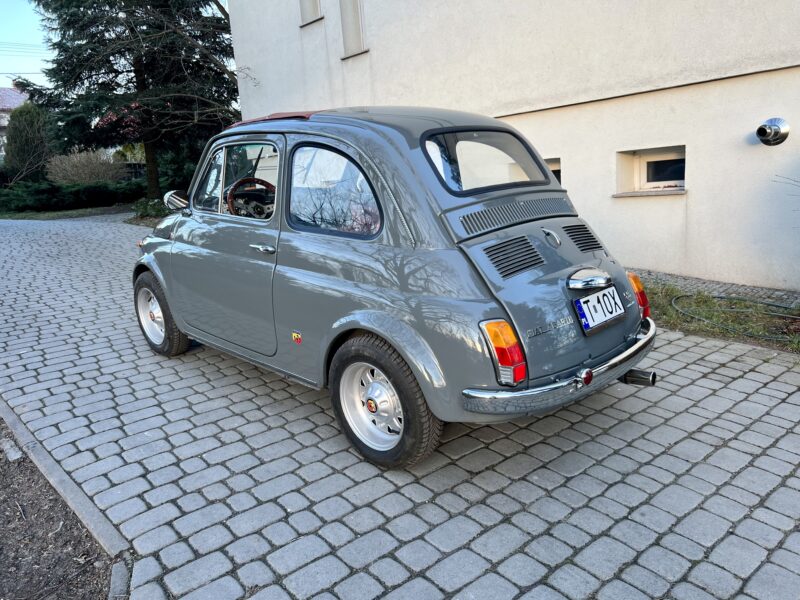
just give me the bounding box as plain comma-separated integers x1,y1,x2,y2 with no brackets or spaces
395,539,441,572
337,530,399,569
638,546,690,582
333,572,384,600
163,551,233,596
650,484,704,517
454,572,518,600
675,509,732,546
267,534,330,575
132,525,179,554
661,533,706,561
383,578,444,600
688,562,741,598
386,513,428,541
621,565,670,597
745,563,800,600
237,560,275,588
427,549,489,592
498,553,547,587
182,576,244,600
130,556,162,589
249,585,291,600
470,523,528,560
130,582,167,600
227,503,284,536
547,564,600,600
368,557,409,587
425,515,482,552
120,503,181,539
526,535,573,566
189,524,234,554
574,536,636,580
160,541,195,569
174,503,232,536
709,535,768,578
282,555,349,599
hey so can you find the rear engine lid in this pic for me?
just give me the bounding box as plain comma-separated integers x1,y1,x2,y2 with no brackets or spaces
442,191,577,241
459,215,642,382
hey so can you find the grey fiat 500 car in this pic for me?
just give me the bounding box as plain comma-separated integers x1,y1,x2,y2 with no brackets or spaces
133,107,657,466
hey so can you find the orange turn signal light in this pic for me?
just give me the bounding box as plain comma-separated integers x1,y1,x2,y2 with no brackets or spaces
480,320,527,385
626,271,651,318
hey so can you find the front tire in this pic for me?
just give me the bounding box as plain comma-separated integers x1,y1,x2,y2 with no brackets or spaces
329,333,442,467
134,271,190,357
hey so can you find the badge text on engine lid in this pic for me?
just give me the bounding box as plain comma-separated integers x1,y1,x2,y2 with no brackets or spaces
574,286,625,333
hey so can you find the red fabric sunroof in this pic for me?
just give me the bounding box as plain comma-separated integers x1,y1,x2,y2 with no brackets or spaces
226,111,320,129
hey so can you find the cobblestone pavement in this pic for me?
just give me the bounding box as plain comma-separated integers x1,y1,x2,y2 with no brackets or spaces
2,215,800,600
636,269,798,307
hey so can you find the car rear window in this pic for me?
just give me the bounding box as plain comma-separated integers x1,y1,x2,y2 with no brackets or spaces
424,130,547,194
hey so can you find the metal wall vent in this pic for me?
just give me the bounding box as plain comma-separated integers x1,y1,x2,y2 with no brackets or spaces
460,196,576,236
563,224,603,252
484,237,545,279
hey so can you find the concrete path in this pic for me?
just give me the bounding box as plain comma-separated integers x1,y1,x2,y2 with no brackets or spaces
1,216,799,599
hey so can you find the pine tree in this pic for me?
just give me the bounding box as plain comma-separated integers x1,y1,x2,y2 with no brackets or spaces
20,1,240,198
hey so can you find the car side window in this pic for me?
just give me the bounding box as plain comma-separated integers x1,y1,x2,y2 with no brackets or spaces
289,145,381,237
222,142,279,220
193,149,224,212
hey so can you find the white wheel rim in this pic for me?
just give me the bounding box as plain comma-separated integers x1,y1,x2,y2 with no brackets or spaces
136,287,165,345
339,362,404,451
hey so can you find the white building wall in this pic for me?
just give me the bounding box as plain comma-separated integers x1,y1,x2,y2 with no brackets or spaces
506,69,800,290
230,0,800,290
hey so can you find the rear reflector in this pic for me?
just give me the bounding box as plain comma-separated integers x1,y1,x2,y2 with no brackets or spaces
480,320,527,386
626,271,651,318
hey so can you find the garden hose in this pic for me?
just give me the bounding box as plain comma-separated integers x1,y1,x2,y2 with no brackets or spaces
670,294,800,342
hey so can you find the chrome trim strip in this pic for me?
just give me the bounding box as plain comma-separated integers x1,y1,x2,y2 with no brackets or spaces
567,267,612,290
463,317,656,402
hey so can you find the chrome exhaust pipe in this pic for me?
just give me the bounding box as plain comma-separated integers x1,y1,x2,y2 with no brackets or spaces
619,369,657,386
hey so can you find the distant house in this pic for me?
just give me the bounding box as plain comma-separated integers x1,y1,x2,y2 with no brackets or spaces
0,87,28,164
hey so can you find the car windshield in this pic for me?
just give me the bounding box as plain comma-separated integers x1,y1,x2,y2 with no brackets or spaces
424,130,547,193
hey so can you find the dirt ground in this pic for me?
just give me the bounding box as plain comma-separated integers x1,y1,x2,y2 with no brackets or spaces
0,420,111,600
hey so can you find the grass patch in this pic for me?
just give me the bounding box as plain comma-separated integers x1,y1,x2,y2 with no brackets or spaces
0,203,134,220
647,282,800,353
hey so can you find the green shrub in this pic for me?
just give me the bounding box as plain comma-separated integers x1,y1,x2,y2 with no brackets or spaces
133,197,171,219
0,179,146,213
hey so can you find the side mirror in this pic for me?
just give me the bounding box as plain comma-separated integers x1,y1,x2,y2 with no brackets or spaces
163,190,189,210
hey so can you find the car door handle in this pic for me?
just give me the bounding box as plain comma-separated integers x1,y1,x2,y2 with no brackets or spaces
249,244,276,254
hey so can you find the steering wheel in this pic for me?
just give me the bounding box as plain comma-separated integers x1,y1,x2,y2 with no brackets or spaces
226,177,276,218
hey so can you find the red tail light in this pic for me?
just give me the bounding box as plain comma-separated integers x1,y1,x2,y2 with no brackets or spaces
627,272,650,318
480,320,527,386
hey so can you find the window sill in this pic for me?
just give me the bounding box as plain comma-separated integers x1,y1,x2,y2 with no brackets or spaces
341,49,369,60
299,16,324,28
612,189,687,198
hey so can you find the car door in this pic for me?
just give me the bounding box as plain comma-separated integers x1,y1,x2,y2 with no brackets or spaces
170,134,284,357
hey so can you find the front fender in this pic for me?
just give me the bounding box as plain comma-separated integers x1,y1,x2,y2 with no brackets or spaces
133,243,169,294
323,310,451,420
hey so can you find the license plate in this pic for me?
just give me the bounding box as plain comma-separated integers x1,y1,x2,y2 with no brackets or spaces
573,286,624,333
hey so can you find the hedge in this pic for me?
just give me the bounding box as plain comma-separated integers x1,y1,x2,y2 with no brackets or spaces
0,180,146,213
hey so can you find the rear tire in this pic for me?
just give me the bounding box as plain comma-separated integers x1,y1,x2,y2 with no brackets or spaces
134,271,190,357
329,333,442,467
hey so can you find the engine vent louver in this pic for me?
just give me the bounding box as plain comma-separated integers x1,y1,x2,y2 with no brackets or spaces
460,196,575,236
563,224,603,252
484,237,545,279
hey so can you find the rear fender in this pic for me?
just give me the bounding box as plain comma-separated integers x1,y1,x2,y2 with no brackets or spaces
322,311,450,420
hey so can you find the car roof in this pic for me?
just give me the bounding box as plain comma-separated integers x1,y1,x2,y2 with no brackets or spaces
225,106,504,139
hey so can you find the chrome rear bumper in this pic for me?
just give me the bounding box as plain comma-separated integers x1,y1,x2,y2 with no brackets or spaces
462,317,657,415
